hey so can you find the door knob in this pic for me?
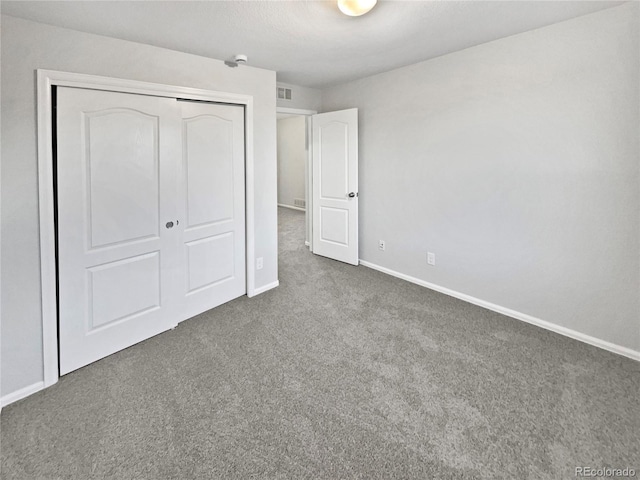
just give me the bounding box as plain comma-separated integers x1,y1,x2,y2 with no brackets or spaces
166,221,174,229
348,192,357,198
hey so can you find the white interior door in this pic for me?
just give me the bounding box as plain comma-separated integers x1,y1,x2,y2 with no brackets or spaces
57,87,182,375
57,88,247,375
312,108,359,265
178,100,246,320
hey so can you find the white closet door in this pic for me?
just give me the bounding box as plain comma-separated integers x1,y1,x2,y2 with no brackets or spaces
312,108,359,265
177,101,246,320
57,87,182,375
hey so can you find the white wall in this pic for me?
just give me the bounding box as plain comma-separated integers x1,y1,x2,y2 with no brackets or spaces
0,15,278,398
322,3,639,353
277,116,307,208
276,82,322,112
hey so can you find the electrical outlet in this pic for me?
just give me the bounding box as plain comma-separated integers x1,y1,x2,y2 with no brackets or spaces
427,252,435,266
378,240,386,251
256,257,264,270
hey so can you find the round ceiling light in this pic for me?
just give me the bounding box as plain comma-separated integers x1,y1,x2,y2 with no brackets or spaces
337,0,377,17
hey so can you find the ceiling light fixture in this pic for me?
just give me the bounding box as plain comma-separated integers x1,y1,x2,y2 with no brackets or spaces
337,0,377,17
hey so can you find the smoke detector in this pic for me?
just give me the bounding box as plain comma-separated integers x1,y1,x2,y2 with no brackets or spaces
225,54,248,68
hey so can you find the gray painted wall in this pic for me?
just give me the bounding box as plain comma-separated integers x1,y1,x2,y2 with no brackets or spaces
276,82,322,112
277,116,307,208
1,15,278,398
321,3,639,351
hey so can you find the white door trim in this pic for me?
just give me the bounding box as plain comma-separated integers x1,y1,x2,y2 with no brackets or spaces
276,107,316,249
276,107,317,116
37,69,256,389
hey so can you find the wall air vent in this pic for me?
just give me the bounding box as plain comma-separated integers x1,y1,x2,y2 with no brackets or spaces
293,198,306,209
277,87,292,100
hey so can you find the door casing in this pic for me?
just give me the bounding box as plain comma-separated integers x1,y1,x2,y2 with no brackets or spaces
37,69,257,389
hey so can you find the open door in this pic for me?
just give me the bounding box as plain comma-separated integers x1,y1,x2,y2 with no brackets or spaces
311,108,358,265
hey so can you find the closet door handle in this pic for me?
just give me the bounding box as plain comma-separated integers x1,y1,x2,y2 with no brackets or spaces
166,221,174,229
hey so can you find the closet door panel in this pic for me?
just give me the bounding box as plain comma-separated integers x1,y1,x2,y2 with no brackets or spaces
57,87,181,375
178,101,246,320
184,115,234,228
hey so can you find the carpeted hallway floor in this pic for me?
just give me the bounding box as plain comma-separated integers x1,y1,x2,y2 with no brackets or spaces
1,207,638,479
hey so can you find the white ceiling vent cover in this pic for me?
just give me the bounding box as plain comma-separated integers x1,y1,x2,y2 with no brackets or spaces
277,87,292,100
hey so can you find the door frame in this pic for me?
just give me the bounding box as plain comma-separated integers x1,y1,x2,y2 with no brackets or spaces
37,69,256,388
276,107,316,249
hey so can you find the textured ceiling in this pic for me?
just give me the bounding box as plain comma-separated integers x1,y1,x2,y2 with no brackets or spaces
1,1,624,88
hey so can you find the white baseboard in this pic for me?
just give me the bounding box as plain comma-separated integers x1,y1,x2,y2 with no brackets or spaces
250,280,280,297
359,260,639,362
1,381,45,408
278,203,306,212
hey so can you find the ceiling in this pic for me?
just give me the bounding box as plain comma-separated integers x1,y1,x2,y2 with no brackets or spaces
1,1,624,89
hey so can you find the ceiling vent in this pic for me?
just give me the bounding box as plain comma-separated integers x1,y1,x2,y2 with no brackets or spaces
277,87,292,100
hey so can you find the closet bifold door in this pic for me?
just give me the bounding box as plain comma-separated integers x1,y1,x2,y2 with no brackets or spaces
56,87,181,375
176,100,246,321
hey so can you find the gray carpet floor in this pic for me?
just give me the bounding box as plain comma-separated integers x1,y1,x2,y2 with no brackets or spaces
1,207,638,479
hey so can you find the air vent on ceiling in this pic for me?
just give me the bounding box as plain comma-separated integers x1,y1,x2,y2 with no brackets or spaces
277,87,292,100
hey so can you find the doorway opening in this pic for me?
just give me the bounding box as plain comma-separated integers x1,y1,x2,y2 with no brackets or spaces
277,106,360,265
276,108,315,249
